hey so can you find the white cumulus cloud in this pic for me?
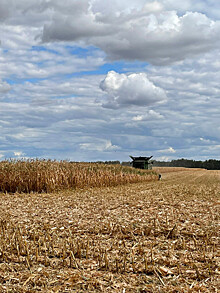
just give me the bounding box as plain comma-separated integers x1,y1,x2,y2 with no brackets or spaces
132,110,164,121
80,140,120,151
159,147,176,153
14,151,25,157
100,71,167,109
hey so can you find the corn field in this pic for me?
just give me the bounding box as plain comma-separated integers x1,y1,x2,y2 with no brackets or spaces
0,159,158,193
0,167,219,292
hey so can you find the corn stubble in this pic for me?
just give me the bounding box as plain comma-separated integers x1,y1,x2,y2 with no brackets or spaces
0,167,219,292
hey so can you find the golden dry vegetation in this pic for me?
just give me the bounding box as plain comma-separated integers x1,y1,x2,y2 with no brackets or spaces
0,160,157,193
0,165,219,292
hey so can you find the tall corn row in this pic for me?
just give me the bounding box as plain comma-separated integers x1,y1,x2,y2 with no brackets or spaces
0,159,158,193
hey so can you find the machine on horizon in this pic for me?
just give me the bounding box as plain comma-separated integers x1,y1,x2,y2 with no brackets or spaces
130,156,153,170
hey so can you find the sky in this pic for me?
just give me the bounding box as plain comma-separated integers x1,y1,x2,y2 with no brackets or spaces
1,0,220,162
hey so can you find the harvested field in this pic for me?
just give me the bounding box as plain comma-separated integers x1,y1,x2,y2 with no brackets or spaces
0,167,219,292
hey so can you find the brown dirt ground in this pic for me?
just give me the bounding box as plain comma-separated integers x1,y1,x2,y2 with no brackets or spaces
0,167,219,292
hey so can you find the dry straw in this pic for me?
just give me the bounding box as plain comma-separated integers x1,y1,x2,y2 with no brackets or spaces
0,159,158,193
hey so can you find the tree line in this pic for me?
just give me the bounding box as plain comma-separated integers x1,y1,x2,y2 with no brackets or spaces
153,158,220,170
94,159,220,170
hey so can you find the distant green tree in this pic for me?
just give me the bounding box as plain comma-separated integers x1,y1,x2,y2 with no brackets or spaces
154,158,220,170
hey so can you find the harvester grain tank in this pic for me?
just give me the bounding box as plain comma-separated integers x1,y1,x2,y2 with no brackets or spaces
130,156,153,170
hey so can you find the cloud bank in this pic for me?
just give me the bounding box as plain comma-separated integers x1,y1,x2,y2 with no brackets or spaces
41,2,220,65
0,0,220,162
0,1,220,65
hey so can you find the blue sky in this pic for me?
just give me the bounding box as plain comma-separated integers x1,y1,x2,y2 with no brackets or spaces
0,0,220,162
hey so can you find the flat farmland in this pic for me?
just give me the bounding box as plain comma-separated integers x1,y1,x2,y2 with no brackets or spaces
0,167,219,292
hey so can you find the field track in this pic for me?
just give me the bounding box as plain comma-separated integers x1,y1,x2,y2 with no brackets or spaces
0,168,219,292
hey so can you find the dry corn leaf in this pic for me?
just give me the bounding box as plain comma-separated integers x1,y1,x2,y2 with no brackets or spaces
158,266,174,276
